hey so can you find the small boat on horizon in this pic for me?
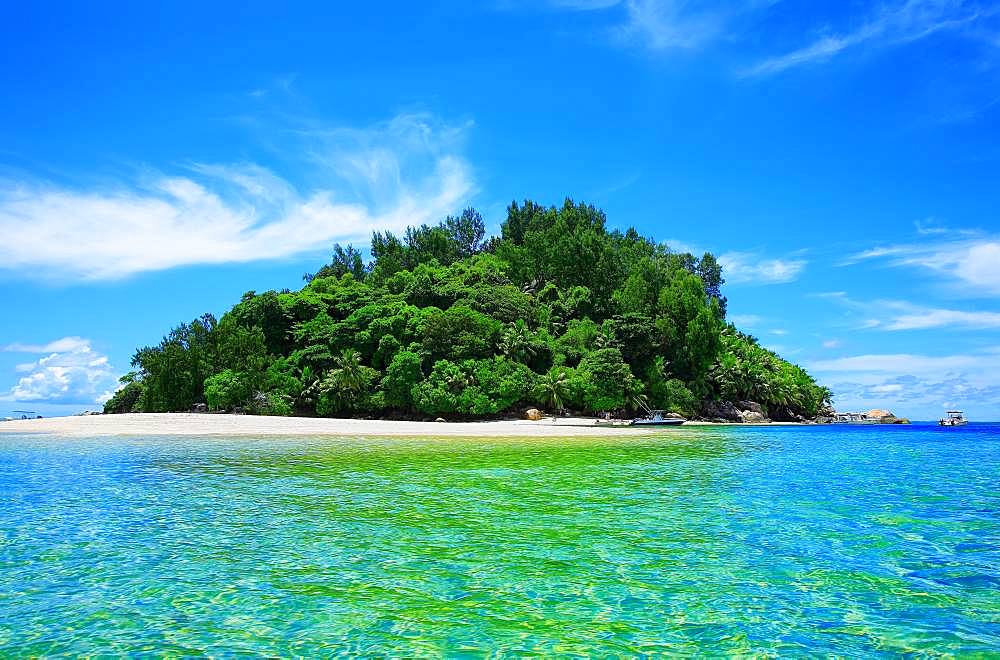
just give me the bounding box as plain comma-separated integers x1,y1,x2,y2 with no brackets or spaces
939,410,968,426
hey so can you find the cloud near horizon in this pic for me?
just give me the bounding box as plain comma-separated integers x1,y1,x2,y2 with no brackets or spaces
1,337,117,405
808,347,1000,416
0,113,475,281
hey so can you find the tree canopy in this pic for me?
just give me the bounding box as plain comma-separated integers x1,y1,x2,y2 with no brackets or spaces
110,198,830,421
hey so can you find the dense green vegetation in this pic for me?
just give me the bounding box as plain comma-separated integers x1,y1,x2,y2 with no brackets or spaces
105,199,831,420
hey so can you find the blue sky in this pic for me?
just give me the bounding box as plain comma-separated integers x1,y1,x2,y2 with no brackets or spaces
2,1,1000,419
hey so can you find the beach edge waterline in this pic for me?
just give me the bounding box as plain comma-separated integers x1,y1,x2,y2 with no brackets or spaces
0,413,807,437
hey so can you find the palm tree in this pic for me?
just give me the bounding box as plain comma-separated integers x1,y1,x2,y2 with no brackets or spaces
322,348,365,394
297,365,322,408
626,389,649,414
500,321,537,364
536,370,569,412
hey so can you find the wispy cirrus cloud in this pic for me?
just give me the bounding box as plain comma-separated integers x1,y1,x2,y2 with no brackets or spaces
0,113,474,281
811,350,999,373
534,0,998,77
913,217,981,236
529,0,775,52
728,313,762,327
742,0,994,77
822,292,1000,330
666,242,807,284
845,234,1000,296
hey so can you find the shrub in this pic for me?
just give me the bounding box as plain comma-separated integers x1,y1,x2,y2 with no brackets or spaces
204,369,252,411
103,381,144,414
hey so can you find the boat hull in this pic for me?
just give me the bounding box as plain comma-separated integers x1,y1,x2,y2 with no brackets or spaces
631,418,685,426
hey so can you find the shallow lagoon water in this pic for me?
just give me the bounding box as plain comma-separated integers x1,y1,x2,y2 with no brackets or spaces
1,424,998,655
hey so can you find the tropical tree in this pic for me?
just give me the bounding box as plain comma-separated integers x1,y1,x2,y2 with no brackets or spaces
536,369,570,412
499,320,537,363
115,197,831,423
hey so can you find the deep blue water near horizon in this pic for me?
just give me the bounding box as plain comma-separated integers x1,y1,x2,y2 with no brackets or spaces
1,423,998,655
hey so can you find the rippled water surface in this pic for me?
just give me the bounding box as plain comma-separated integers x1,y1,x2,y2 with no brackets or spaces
1,424,999,655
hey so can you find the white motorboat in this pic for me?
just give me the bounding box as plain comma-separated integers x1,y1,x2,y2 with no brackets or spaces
939,410,968,426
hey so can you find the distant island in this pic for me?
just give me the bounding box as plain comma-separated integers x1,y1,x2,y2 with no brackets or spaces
105,199,832,423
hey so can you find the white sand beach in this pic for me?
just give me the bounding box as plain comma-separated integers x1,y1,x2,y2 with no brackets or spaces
0,412,682,437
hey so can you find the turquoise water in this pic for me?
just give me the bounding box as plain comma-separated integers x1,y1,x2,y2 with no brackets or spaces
1,424,998,655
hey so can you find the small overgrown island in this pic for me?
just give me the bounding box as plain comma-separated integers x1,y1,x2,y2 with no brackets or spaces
106,200,832,421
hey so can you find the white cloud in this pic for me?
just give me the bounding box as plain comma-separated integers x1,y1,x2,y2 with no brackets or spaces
2,337,92,353
1,337,116,405
822,339,842,349
912,217,981,236
0,113,474,281
742,0,988,77
878,306,1000,330
718,251,806,284
810,352,991,374
827,294,1000,330
944,241,1000,294
849,236,1000,295
664,237,702,256
729,313,762,327
809,348,1000,417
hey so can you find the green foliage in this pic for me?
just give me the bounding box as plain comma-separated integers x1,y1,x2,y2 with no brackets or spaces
647,358,699,417
535,369,570,412
204,369,252,411
470,357,536,413
263,357,303,401
316,349,381,415
125,199,827,422
422,305,501,363
228,291,292,356
412,360,476,416
382,350,424,411
305,243,366,282
132,314,217,412
577,348,643,412
103,380,144,414
710,329,831,419
255,392,294,417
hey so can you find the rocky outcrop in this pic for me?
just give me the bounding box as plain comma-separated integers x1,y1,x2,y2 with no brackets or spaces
738,410,769,424
770,405,808,422
525,408,544,421
703,400,772,423
703,400,740,422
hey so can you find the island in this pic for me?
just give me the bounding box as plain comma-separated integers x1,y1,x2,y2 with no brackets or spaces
103,199,832,424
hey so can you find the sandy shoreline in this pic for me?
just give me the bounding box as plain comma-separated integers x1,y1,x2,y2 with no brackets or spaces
0,413,647,437
0,413,808,437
